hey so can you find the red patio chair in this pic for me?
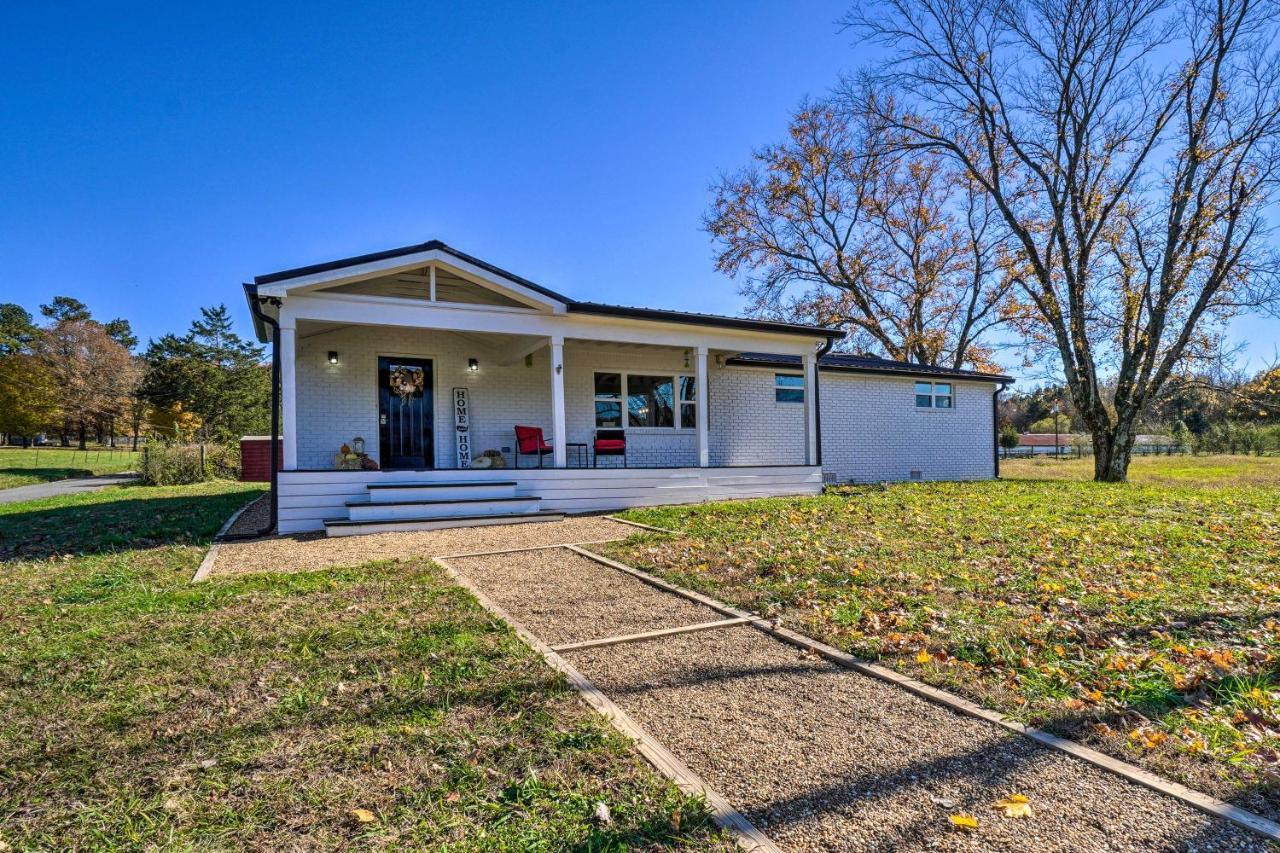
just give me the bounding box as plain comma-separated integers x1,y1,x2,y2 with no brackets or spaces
593,429,626,468
514,425,553,468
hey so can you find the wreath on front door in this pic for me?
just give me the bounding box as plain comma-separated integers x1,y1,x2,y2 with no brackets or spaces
389,365,424,401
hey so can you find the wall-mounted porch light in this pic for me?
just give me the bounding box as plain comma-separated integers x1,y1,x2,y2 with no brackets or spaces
327,351,339,365
467,358,479,372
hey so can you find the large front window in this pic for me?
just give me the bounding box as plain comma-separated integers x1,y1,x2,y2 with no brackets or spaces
595,372,697,429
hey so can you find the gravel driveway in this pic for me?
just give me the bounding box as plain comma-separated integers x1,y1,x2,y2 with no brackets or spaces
453,544,1270,853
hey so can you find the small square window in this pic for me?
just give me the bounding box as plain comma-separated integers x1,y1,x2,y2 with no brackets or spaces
775,373,804,403
915,381,954,409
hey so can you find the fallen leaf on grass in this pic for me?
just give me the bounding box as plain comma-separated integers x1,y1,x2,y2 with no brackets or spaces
445,791,461,803
594,802,613,824
351,808,377,824
993,794,1033,818
950,813,980,830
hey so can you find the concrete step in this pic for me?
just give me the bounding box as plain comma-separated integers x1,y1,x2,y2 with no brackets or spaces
324,510,565,537
345,495,543,521
365,480,519,503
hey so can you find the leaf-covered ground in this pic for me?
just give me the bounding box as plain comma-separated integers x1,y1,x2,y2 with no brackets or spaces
0,446,139,490
607,456,1280,817
0,482,725,850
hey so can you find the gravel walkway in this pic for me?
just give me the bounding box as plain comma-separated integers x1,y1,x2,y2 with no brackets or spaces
448,548,722,646
568,627,1263,852
206,516,636,577
451,546,1270,852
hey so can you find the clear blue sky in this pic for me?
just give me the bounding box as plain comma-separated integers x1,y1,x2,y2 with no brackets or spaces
1,2,1274,380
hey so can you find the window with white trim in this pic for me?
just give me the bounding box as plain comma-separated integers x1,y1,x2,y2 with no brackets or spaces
775,373,804,403
595,372,698,429
915,381,953,409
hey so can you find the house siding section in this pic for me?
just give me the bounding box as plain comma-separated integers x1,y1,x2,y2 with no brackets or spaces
818,373,996,482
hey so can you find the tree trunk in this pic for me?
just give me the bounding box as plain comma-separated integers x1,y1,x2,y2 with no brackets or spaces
1092,428,1135,483
77,420,87,451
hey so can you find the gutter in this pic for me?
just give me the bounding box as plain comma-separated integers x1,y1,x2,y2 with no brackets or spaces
993,380,1010,479
222,284,280,540
813,337,836,468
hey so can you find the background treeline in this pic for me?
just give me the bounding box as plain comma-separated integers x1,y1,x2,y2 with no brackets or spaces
999,369,1280,455
0,298,269,451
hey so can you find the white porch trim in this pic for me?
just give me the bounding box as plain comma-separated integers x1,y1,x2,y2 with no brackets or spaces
550,335,567,468
695,345,709,467
279,292,820,357
280,323,298,470
274,465,823,534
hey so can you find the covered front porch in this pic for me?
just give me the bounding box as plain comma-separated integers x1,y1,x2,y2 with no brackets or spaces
283,323,820,473
248,239,838,534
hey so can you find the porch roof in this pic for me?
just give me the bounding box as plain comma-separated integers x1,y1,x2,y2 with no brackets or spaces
243,240,844,344
726,351,1014,384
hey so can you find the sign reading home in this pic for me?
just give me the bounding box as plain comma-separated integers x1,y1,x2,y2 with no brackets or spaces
453,387,471,468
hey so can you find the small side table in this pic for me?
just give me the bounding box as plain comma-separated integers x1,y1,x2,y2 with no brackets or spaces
565,442,588,468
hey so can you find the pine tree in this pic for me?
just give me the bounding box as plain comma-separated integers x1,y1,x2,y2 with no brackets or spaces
141,305,269,442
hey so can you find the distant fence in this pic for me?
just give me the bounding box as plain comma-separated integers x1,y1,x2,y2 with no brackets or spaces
0,445,143,467
1001,444,1193,459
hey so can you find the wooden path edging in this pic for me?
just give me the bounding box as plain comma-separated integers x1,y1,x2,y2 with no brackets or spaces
435,555,782,853
550,617,752,653
566,544,1280,845
191,496,260,583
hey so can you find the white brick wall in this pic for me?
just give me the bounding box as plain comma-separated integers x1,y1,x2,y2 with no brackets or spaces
818,372,996,482
293,327,996,479
708,367,806,466
295,326,553,470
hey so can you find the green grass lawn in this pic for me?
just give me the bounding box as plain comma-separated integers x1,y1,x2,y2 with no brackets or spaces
608,455,1280,815
0,446,140,490
0,482,724,850
1003,452,1280,489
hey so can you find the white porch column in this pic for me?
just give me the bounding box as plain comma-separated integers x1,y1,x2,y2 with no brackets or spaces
695,346,709,467
549,335,567,468
280,323,298,470
803,350,818,466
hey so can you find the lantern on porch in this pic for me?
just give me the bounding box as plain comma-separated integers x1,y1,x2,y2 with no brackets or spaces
352,436,365,455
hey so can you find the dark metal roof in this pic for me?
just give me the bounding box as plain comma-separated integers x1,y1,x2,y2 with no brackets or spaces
727,351,1013,383
248,240,844,341
568,302,843,338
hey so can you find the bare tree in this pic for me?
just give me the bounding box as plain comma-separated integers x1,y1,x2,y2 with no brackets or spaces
706,98,1012,371
849,0,1280,480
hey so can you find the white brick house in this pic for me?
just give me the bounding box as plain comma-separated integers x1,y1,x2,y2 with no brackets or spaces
245,240,1011,535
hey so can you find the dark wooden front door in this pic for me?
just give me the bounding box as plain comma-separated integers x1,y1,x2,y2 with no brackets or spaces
378,357,433,469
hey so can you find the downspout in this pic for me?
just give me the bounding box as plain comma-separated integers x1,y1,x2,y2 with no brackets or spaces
992,381,1009,479
813,336,836,469
223,287,281,540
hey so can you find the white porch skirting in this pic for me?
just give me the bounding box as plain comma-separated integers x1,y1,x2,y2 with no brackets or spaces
275,465,823,534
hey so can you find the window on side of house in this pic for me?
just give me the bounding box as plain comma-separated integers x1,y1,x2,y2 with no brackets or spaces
775,373,804,403
915,381,954,409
